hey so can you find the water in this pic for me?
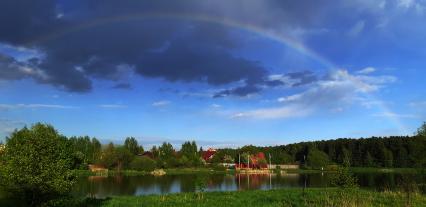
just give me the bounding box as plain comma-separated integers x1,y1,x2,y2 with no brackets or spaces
72,172,426,198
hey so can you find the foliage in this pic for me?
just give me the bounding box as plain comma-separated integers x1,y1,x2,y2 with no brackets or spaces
330,167,358,188
0,123,75,206
417,122,426,137
129,156,156,172
124,137,140,155
307,149,330,169
114,147,133,171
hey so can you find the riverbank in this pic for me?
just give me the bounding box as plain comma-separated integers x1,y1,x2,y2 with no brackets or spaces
74,167,423,177
82,188,426,207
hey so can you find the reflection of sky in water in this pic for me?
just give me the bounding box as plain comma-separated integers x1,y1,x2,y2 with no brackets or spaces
75,173,426,198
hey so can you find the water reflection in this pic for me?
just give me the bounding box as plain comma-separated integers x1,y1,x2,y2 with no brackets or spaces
73,173,426,198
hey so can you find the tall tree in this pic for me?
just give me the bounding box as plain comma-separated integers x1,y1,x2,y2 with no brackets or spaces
124,137,139,155
0,123,75,206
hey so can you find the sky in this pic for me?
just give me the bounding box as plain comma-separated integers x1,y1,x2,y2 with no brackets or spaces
0,0,425,148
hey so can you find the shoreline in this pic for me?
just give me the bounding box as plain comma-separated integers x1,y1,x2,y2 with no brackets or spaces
74,167,423,177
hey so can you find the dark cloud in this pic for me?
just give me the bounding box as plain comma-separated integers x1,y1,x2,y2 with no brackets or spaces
213,84,262,98
112,83,132,90
0,0,339,96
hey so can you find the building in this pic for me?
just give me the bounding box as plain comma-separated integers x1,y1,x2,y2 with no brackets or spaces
236,152,268,169
0,144,5,153
202,148,216,161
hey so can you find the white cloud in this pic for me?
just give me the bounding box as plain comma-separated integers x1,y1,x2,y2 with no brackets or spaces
98,104,127,108
152,101,170,107
373,112,419,119
210,104,221,108
0,104,77,110
398,0,415,8
347,20,365,37
409,101,426,108
357,67,376,74
231,105,311,120
231,69,396,120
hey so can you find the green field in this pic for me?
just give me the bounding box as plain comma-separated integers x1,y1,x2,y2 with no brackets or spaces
81,188,426,207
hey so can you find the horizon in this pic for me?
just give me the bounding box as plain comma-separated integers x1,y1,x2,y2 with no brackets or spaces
1,1,426,147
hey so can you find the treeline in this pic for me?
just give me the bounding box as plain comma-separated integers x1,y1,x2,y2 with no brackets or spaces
67,136,206,171
2,122,426,172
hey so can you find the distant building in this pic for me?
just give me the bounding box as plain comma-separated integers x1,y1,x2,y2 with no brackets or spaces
236,152,268,169
202,148,216,161
0,144,5,153
139,151,154,159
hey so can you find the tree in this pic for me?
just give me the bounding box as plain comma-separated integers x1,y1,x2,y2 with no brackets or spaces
365,151,375,167
124,137,140,155
0,123,75,206
130,156,156,171
114,147,133,171
100,142,116,169
307,149,330,169
159,142,174,159
417,122,426,137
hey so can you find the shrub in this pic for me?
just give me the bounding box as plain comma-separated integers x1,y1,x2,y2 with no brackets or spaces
330,166,358,188
129,156,156,172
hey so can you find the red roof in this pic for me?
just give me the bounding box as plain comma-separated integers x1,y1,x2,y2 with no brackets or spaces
202,148,216,161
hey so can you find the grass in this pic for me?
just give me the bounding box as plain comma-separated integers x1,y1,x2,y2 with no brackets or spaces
82,188,426,207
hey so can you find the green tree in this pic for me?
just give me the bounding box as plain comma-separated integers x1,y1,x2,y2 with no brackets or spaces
0,123,75,206
417,122,426,137
124,137,140,155
129,156,156,171
114,146,133,171
383,148,394,167
100,142,116,168
365,151,375,167
307,149,330,169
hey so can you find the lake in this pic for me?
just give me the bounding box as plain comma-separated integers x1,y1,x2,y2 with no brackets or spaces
73,172,426,198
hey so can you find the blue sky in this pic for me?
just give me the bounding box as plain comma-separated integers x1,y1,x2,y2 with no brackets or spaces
1,0,425,147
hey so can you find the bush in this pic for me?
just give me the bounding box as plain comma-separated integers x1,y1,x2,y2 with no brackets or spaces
129,156,156,172
330,166,358,188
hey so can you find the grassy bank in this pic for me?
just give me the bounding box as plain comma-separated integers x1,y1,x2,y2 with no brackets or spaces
83,188,426,207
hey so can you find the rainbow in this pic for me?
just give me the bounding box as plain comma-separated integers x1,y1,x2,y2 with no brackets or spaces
27,12,409,135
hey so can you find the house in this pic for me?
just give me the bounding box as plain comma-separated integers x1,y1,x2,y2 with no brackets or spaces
236,152,268,169
139,151,154,159
202,148,216,161
0,144,4,153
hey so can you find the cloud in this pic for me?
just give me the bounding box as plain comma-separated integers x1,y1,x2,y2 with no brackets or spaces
231,69,396,120
0,104,77,110
357,67,376,74
112,83,132,90
347,20,365,37
152,101,170,107
373,112,419,119
231,105,311,119
211,104,222,108
98,104,127,108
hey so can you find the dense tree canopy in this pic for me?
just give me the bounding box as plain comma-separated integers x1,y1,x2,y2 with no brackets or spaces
0,123,75,206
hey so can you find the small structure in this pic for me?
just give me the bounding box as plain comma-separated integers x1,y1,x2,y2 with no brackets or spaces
202,148,217,162
0,144,5,153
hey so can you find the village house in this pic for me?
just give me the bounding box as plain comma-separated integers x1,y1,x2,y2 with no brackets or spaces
202,148,216,161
